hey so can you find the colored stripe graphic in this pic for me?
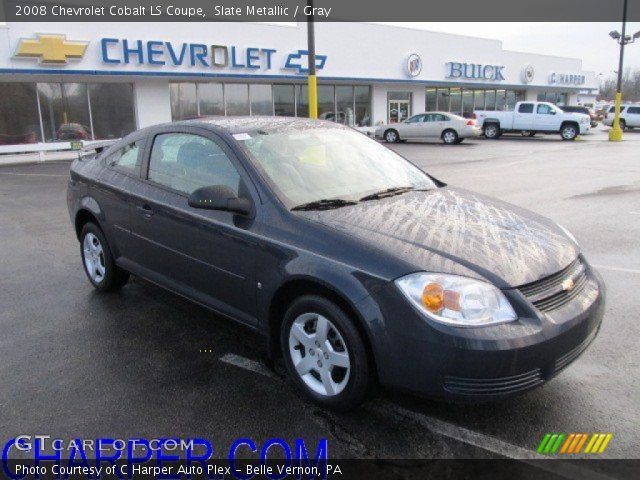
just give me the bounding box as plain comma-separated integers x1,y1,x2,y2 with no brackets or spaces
538,433,612,455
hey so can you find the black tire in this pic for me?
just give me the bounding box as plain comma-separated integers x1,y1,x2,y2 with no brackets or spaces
560,123,578,141
80,222,129,292
620,119,626,131
483,123,500,139
384,129,400,143
442,129,459,145
280,295,372,410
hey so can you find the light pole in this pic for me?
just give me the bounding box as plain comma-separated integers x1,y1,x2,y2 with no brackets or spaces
608,0,640,141
307,0,318,119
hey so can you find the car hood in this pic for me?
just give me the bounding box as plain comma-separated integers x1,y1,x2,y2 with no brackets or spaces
304,187,578,288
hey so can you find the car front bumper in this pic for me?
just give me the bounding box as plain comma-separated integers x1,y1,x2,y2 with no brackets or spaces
364,260,605,402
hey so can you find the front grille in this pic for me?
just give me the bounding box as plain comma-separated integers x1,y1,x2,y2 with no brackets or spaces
518,258,588,312
443,369,544,396
555,328,598,372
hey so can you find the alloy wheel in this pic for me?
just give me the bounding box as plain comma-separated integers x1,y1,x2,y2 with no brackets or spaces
288,313,351,397
485,125,498,138
443,131,457,144
83,233,106,283
385,130,398,143
562,126,577,140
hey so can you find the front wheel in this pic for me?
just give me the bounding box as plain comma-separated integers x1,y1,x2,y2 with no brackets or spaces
80,223,129,292
384,129,399,143
560,124,578,141
620,120,627,131
281,295,372,410
483,123,500,139
442,129,459,145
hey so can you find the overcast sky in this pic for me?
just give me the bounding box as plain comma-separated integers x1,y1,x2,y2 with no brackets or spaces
381,23,640,80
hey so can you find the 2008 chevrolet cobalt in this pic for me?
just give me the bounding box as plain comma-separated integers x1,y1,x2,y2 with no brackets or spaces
67,117,604,410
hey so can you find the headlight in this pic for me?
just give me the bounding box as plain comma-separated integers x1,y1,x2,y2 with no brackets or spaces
395,273,517,327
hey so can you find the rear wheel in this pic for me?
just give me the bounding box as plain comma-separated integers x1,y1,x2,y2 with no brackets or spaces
560,123,578,141
484,123,500,139
620,119,627,131
384,129,399,143
442,129,459,145
80,223,129,292
281,295,371,410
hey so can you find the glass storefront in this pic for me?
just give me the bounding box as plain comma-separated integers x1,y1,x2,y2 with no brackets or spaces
170,82,372,126
0,82,136,145
537,91,568,105
426,87,525,116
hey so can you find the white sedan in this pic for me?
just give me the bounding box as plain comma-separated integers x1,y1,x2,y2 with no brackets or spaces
375,112,482,144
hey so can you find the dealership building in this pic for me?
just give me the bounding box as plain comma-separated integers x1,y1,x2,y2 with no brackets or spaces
0,22,599,152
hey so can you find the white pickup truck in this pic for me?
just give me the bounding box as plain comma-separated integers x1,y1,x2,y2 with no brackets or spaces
474,101,590,140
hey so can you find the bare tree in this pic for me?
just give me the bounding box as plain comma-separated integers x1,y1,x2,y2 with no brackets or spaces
598,69,640,102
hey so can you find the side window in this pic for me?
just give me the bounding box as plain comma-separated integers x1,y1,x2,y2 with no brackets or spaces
406,115,424,123
518,103,534,113
627,107,640,114
105,141,143,175
537,104,553,115
148,133,241,196
423,114,434,122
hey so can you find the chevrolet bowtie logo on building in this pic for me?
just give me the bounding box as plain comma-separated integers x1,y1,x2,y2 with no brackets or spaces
14,34,88,64
537,432,613,455
284,50,327,74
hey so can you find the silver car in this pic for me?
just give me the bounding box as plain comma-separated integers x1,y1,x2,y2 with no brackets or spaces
375,112,482,144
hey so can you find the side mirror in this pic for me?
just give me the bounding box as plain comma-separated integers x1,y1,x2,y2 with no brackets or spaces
188,185,252,216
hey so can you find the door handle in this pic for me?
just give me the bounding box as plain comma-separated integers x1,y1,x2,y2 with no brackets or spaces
136,204,154,218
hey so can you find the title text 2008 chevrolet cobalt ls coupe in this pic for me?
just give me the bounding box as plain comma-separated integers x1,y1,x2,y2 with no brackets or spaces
67,118,604,409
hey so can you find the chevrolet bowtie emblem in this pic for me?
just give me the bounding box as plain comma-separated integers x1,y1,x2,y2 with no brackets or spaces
561,278,575,292
14,34,88,64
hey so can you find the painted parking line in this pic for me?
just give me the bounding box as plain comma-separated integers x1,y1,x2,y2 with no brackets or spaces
592,265,640,275
219,353,277,379
220,353,614,479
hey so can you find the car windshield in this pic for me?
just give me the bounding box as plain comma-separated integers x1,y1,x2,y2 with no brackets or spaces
238,125,437,208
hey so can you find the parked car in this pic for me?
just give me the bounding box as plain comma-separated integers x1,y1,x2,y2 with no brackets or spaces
602,105,640,130
67,117,604,410
474,101,591,140
56,123,91,141
375,112,481,144
561,106,598,128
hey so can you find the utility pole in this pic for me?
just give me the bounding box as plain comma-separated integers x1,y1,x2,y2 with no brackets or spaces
609,0,628,141
307,0,318,119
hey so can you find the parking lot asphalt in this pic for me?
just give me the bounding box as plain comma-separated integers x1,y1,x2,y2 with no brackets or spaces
1,127,638,465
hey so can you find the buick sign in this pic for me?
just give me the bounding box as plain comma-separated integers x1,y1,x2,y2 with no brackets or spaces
522,64,535,83
406,53,422,77
446,62,505,81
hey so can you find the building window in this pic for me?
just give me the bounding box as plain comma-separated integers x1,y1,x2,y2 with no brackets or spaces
249,84,273,115
425,88,437,111
449,88,462,115
485,90,497,111
198,83,224,116
224,84,250,116
462,90,474,117
295,85,308,118
354,86,371,126
89,84,136,140
473,90,485,111
170,83,197,120
38,83,91,142
274,84,295,116
537,91,567,106
317,85,335,120
0,83,41,145
436,89,449,111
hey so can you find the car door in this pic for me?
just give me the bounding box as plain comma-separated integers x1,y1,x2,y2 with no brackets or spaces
533,103,558,132
398,114,425,138
626,106,640,127
430,114,450,137
513,103,535,130
93,137,146,263
128,127,259,326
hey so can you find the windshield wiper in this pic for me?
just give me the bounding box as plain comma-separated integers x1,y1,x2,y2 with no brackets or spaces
359,186,415,202
291,198,358,211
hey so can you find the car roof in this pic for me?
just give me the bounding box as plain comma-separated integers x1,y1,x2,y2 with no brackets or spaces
157,116,344,135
